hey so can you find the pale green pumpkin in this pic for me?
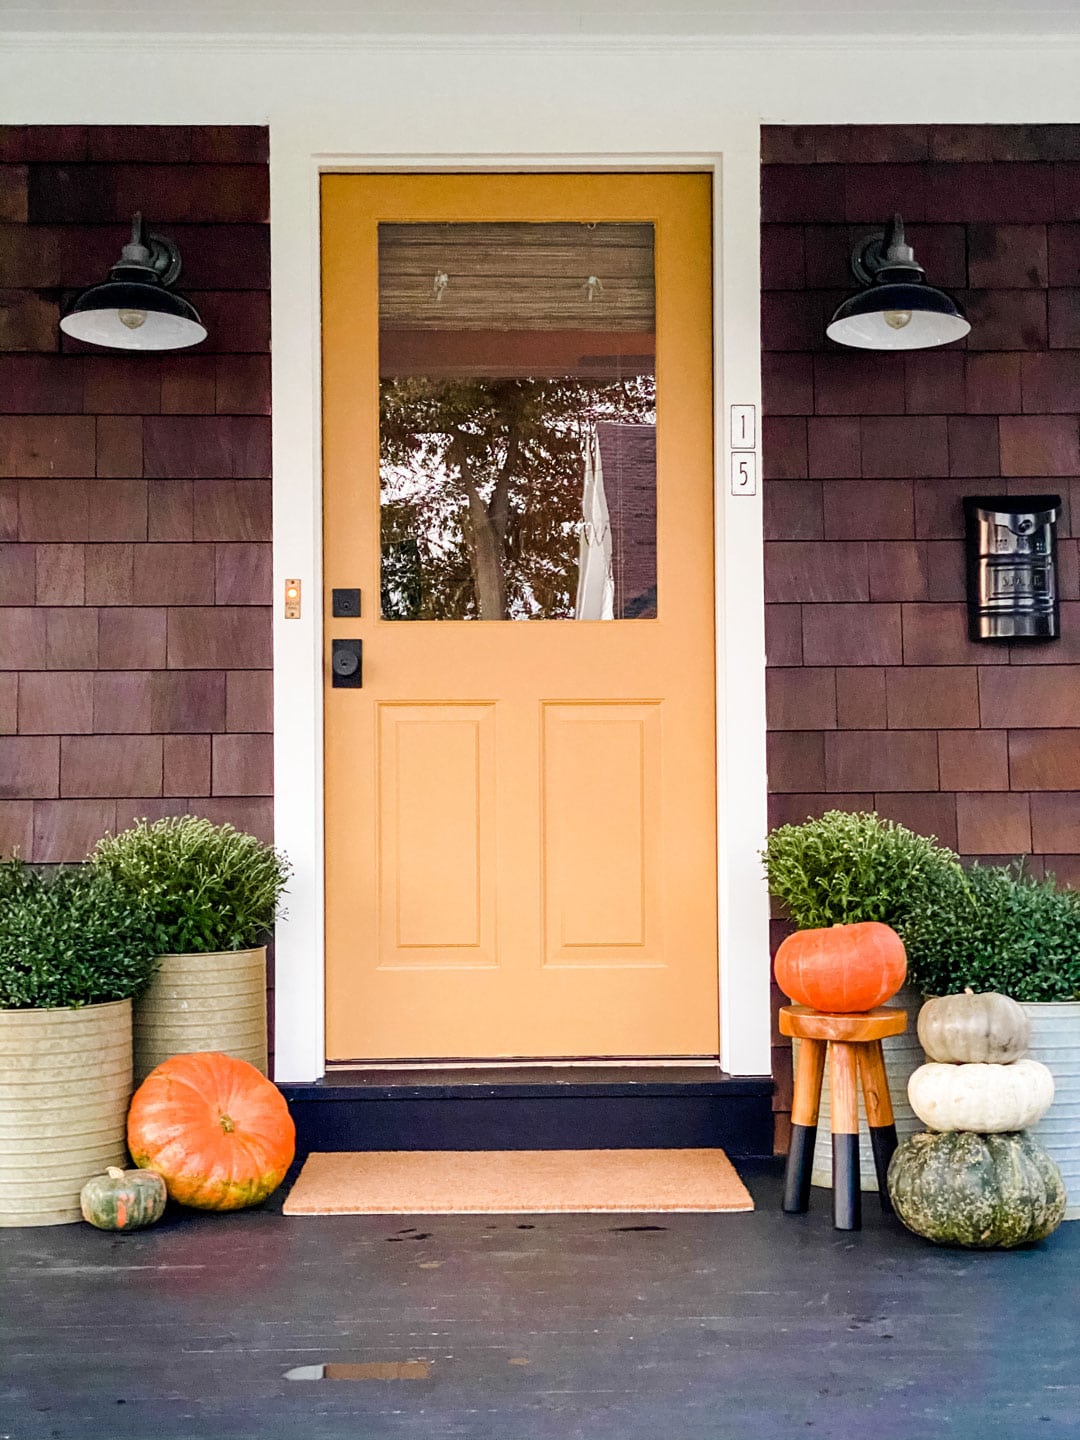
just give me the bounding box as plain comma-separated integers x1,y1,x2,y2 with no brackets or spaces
917,990,1030,1066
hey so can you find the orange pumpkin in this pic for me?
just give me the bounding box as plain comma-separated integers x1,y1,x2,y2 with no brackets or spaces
127,1051,295,1211
774,921,907,1013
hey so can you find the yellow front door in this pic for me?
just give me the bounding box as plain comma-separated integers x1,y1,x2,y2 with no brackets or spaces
322,172,718,1062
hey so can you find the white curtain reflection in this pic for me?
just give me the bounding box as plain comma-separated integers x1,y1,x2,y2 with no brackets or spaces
575,429,615,621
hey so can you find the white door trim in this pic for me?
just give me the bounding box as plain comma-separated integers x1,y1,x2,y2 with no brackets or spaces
270,140,771,1081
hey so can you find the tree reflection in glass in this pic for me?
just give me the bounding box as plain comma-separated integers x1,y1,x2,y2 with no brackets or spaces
378,222,657,621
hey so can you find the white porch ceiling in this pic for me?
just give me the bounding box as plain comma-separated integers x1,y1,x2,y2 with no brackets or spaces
2,0,1080,38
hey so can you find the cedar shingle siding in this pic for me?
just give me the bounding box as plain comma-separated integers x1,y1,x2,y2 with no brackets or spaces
0,125,271,863
764,124,1080,1150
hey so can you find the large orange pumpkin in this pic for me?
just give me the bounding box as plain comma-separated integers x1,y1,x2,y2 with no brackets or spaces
774,921,907,1013
127,1051,295,1211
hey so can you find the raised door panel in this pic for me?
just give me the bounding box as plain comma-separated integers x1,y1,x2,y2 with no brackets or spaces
377,703,497,968
541,702,661,964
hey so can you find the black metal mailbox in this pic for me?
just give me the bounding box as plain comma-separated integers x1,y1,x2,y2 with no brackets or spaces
964,494,1061,642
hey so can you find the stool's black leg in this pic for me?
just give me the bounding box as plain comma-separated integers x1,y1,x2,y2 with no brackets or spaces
782,1037,825,1216
858,1041,898,1213
830,1042,862,1232
783,1123,817,1214
832,1133,862,1231
868,1123,899,1213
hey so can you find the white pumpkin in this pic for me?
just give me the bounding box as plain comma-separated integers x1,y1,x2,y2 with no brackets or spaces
917,990,1030,1065
908,1059,1055,1134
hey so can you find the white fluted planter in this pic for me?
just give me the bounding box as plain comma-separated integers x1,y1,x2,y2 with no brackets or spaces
0,1000,132,1227
1022,1001,1080,1221
133,947,267,1084
794,984,925,1192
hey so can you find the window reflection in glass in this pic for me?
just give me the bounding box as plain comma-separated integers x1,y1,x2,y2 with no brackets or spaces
378,222,657,620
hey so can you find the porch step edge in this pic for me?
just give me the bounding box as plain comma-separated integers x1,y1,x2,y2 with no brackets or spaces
279,1070,775,1160
280,1066,773,1102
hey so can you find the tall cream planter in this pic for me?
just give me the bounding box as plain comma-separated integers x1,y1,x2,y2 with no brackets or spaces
1023,1001,1080,1221
133,947,267,1084
795,984,924,1193
0,999,132,1227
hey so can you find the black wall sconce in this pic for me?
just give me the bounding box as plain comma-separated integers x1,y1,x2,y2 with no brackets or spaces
826,214,970,351
964,494,1061,642
59,213,207,352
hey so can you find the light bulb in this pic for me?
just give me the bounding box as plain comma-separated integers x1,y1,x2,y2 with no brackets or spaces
883,309,912,331
118,308,147,330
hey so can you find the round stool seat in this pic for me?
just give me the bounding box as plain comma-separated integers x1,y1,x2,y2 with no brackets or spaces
779,1004,908,1043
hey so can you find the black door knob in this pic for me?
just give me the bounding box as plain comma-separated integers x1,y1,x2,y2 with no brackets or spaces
331,638,362,687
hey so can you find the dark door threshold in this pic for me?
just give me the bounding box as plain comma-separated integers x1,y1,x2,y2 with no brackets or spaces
280,1066,775,1159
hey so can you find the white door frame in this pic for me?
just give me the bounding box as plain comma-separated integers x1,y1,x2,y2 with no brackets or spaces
270,139,771,1081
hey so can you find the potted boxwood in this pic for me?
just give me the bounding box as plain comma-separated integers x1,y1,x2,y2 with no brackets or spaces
902,860,1080,1218
91,817,290,1084
764,810,966,1193
0,860,159,1227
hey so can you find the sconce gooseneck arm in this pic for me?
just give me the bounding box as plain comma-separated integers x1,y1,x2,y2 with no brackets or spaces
850,212,925,288
111,212,183,287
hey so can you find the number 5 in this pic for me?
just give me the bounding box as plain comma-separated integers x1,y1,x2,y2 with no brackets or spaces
730,452,757,496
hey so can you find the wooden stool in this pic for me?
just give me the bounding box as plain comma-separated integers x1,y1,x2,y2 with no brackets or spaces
779,1004,907,1231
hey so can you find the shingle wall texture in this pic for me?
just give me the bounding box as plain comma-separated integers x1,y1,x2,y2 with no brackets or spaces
763,125,1080,1150
0,126,271,864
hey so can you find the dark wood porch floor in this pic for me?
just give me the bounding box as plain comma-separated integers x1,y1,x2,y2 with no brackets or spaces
3,1160,1078,1440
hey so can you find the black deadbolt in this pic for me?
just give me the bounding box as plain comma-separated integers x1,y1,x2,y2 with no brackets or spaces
331,638,362,687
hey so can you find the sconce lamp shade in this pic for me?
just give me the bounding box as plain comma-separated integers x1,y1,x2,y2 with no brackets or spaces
826,214,969,352
60,282,206,350
59,213,207,352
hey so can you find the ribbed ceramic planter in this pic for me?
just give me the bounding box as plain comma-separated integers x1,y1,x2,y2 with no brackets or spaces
795,984,925,1193
133,947,267,1084
1023,1001,1080,1221
0,999,132,1227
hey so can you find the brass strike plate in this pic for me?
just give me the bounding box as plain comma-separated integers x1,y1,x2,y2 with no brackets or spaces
284,578,302,619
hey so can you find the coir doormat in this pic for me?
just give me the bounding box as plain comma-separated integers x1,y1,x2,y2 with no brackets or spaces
283,1148,753,1215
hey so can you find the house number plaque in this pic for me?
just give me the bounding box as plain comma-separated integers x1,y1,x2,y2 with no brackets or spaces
730,404,756,450
730,451,757,496
729,404,758,496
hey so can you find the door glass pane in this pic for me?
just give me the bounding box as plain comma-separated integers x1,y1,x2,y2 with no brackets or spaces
379,222,657,620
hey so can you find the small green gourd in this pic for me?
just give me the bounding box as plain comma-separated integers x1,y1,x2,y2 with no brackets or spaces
80,1166,167,1232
